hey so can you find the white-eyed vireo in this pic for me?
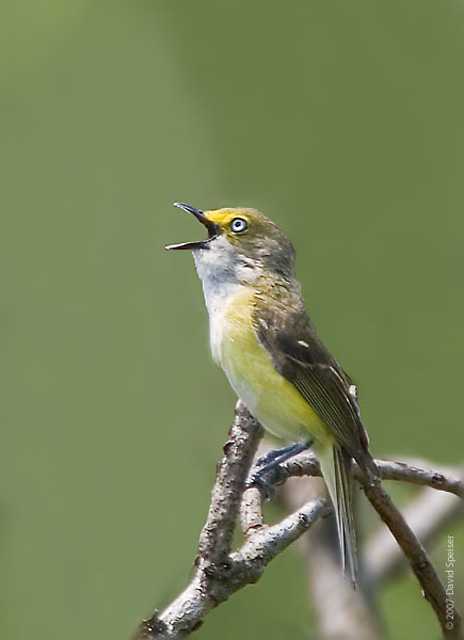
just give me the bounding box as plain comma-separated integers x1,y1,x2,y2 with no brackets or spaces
166,203,378,584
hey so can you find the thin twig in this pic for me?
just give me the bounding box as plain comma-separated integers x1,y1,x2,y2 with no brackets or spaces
360,475,462,639
365,486,464,584
231,497,330,578
279,453,464,498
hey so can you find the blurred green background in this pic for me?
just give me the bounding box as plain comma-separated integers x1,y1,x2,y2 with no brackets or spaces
1,1,463,638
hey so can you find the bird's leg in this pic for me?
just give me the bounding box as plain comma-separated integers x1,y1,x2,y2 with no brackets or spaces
246,441,311,496
255,442,309,470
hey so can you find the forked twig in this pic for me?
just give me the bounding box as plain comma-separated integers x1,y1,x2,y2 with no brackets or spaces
131,404,463,639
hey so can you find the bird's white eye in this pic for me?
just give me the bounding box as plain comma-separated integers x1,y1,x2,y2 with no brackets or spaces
230,217,248,233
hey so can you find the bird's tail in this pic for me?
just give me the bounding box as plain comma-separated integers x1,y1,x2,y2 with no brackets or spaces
317,442,358,585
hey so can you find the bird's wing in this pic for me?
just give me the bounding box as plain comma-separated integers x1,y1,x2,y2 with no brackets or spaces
253,304,375,472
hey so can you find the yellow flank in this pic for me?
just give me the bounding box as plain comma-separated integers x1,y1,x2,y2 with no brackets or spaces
212,287,333,447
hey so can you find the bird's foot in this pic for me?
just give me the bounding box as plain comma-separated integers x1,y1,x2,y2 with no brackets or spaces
246,442,311,499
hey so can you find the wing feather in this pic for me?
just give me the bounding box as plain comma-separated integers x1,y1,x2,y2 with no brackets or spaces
253,304,377,477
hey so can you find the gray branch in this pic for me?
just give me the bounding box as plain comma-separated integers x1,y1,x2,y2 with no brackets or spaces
132,402,328,639
131,407,463,640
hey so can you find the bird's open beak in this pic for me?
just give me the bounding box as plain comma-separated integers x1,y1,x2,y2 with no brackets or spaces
165,202,220,251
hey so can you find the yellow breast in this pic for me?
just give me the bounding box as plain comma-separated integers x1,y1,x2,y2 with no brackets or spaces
210,288,332,446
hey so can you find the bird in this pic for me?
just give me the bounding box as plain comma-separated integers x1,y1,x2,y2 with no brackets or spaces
166,202,378,584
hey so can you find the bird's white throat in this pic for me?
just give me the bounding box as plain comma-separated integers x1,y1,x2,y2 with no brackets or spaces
193,236,246,317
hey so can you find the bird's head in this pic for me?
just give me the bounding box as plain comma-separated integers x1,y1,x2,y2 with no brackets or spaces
165,203,296,282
